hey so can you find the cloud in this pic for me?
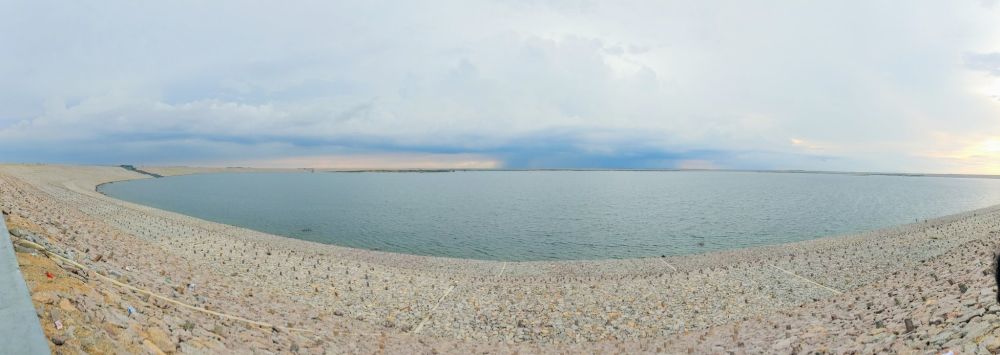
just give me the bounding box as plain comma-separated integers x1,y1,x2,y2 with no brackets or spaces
224,153,501,170
966,52,1000,76
1,1,1000,173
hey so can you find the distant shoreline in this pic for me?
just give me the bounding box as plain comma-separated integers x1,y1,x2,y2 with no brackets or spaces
5,161,995,179
103,164,1000,179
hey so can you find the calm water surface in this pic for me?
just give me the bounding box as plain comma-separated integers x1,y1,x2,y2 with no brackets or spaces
99,171,1000,261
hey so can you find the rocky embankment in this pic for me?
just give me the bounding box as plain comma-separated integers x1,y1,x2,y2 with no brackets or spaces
2,164,1000,353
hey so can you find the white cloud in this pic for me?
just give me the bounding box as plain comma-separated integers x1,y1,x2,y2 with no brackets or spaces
967,52,1000,76
1,1,1000,172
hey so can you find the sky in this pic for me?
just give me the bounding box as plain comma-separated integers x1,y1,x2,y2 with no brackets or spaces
2,1,1000,173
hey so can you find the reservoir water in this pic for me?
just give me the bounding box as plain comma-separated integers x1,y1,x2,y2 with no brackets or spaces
99,171,1000,261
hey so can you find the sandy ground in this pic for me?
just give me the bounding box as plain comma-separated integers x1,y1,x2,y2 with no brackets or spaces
3,163,1000,353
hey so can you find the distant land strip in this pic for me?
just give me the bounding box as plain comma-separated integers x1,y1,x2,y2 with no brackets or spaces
128,164,1000,179
118,165,163,178
315,167,1000,179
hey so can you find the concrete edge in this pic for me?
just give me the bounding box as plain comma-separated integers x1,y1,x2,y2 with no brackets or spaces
0,214,51,354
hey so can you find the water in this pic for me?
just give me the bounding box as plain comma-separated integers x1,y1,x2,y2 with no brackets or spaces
98,171,1000,261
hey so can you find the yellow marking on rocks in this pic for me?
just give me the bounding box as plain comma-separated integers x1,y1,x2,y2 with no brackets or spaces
413,284,456,334
770,265,843,295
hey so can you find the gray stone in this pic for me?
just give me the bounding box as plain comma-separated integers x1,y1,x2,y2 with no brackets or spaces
957,309,985,324
962,321,994,343
772,336,797,350
930,331,954,345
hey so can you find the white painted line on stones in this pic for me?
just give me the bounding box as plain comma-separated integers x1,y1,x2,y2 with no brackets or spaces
497,262,507,277
770,265,843,295
11,235,318,334
661,258,677,272
413,284,456,334
642,260,678,299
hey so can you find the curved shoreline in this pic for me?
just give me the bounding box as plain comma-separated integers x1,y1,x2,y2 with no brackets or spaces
32,163,1000,283
4,163,1000,353
92,166,1000,267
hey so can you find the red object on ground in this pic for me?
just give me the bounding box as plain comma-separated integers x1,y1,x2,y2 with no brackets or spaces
45,271,54,279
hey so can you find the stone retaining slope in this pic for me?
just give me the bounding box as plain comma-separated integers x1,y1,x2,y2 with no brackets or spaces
0,214,49,354
4,164,1000,352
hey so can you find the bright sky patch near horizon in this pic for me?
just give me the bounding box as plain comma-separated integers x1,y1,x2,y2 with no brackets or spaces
2,1,1000,173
